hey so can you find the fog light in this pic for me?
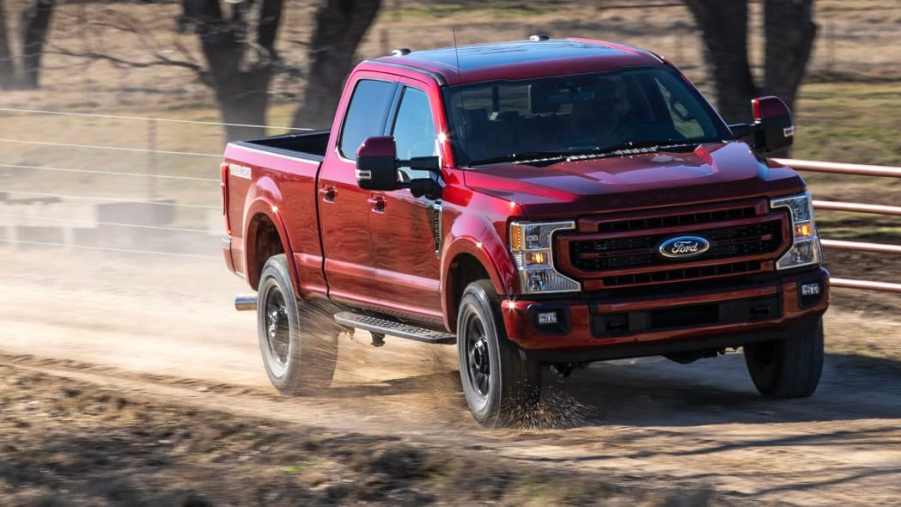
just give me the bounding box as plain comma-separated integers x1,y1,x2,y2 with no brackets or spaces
537,311,558,325
801,282,821,297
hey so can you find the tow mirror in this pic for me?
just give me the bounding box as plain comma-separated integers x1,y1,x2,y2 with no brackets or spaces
356,136,401,191
728,96,795,155
752,96,794,154
356,136,443,195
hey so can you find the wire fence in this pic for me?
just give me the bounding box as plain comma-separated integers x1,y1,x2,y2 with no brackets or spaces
0,137,221,158
0,238,219,259
0,107,899,300
0,190,218,209
0,107,308,132
0,162,219,182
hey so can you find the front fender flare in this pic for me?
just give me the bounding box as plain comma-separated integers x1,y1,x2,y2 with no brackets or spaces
440,215,517,330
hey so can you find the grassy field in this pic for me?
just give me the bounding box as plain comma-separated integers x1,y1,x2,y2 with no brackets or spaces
795,82,901,166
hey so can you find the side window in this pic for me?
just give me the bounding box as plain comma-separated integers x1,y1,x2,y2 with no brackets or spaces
339,79,396,160
392,87,438,174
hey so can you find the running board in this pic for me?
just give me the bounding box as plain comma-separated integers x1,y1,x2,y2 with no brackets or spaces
334,312,456,345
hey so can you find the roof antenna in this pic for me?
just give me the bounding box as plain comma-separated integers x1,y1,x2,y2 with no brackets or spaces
452,26,461,74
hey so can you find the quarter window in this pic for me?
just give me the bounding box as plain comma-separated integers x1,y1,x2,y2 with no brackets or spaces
392,87,438,181
392,87,438,161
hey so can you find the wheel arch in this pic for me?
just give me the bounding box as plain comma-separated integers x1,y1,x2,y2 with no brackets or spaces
442,239,514,333
243,186,299,293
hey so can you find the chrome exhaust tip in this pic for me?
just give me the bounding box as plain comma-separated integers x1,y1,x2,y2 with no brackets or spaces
235,294,257,311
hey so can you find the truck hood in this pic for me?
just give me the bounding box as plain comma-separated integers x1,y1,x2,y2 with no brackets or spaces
462,142,804,216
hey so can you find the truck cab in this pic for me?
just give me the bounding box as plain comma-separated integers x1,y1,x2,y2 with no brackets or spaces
222,38,829,427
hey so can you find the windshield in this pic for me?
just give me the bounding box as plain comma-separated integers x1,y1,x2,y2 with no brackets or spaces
443,67,731,166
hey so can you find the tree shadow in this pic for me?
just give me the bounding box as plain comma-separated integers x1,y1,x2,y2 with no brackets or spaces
0,433,222,506
551,351,901,428
307,349,901,431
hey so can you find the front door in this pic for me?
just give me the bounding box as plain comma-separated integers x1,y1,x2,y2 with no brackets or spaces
368,84,443,323
318,77,397,305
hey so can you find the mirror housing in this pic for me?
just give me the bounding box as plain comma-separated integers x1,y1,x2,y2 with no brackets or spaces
356,136,401,191
355,136,443,197
751,96,794,154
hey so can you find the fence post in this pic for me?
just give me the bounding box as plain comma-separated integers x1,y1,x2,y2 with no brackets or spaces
148,118,158,200
674,27,683,63
380,28,390,55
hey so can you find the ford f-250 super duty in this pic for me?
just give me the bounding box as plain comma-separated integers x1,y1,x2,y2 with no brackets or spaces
221,37,829,426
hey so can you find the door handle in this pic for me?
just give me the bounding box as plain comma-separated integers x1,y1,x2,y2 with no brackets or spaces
367,195,386,213
319,186,336,203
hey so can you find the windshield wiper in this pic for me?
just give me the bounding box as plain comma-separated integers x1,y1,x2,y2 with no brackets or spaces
469,151,571,166
565,141,706,162
468,140,720,166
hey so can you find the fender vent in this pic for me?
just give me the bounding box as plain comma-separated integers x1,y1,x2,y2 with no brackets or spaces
428,202,442,255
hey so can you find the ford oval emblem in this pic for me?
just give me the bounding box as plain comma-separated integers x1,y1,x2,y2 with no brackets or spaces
658,235,710,259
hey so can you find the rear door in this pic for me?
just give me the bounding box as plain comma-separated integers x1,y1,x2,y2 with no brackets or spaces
318,76,397,304
368,83,444,323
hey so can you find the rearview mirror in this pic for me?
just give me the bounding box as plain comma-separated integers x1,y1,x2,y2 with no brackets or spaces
751,96,794,154
356,136,401,191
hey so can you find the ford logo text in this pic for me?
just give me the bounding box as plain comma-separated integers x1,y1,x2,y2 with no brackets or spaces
658,235,711,259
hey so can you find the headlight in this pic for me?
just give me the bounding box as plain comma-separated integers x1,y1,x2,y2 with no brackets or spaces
509,221,580,294
771,192,823,270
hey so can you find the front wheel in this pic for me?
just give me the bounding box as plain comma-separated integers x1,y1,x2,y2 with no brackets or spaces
257,254,338,395
744,317,824,398
457,280,541,427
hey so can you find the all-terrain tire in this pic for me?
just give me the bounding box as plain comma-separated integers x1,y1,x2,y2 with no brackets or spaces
744,317,824,398
457,280,541,427
257,254,338,395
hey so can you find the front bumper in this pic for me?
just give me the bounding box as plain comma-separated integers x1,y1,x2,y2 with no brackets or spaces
500,267,829,361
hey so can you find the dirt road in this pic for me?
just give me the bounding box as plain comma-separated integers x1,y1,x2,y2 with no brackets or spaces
2,248,900,505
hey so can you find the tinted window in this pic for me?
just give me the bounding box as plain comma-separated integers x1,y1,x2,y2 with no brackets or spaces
339,79,396,160
392,88,438,161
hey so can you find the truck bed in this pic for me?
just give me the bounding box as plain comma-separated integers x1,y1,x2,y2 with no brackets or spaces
232,130,330,162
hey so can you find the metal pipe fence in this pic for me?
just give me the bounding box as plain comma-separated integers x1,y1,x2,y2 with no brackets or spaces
774,158,901,294
0,105,898,295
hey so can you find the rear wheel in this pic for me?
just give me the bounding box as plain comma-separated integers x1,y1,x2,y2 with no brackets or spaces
457,280,541,427
744,317,824,398
257,254,338,395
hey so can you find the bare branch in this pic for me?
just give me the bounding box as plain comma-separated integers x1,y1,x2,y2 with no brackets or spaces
47,43,205,75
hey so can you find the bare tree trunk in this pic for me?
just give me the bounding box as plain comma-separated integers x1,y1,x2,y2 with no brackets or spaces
291,0,382,129
684,0,758,123
763,0,817,113
0,0,16,88
182,0,283,141
19,0,55,89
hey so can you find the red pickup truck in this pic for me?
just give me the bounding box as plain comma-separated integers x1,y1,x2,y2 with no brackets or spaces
222,37,829,426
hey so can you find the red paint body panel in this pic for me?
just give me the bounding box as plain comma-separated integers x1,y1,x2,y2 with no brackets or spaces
221,36,828,357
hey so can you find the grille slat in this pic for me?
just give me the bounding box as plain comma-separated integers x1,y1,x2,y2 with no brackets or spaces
601,261,763,287
595,206,757,234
